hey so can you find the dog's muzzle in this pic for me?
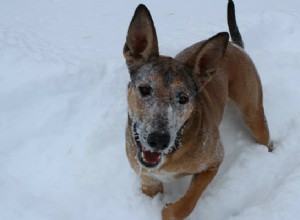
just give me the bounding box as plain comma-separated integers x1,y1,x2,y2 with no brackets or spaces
133,123,184,168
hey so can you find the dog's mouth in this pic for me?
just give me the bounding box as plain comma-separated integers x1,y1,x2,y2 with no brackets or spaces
133,123,184,168
137,142,162,168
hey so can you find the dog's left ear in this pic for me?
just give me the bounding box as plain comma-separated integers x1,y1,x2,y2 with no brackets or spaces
187,32,229,90
123,4,159,71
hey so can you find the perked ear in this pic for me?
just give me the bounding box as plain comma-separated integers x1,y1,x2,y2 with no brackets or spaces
123,4,159,70
186,32,229,90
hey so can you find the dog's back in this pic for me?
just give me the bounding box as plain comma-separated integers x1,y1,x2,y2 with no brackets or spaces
176,0,271,149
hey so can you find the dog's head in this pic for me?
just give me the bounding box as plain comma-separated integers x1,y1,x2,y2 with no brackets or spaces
124,5,228,169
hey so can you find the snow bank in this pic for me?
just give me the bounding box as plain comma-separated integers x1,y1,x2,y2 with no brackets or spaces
1,0,300,219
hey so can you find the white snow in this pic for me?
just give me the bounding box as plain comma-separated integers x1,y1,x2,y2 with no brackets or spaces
1,0,300,219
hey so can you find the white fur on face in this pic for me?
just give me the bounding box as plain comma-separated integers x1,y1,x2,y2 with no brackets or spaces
128,61,195,154
130,91,194,154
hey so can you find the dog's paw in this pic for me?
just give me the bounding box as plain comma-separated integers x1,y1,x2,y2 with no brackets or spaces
162,204,175,220
267,141,274,152
142,183,163,197
162,203,183,220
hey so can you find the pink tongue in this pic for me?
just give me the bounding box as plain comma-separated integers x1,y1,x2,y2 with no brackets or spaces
142,150,161,164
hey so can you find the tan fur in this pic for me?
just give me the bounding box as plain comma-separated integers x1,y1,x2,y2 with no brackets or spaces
177,41,271,148
124,4,271,220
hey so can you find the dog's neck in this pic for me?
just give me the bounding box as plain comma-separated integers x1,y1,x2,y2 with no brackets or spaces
180,91,219,153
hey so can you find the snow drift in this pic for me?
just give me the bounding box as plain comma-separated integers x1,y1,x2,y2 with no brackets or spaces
1,0,300,219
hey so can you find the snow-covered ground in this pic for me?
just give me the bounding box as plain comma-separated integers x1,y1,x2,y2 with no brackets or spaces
1,0,300,219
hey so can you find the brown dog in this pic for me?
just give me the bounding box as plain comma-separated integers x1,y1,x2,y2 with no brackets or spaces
124,1,272,219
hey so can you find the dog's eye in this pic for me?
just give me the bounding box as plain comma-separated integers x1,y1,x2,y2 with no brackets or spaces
139,85,152,97
178,92,189,105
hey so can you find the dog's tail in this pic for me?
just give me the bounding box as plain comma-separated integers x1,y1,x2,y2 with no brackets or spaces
227,0,244,48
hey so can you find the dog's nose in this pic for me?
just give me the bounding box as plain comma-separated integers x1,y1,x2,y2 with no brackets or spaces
147,131,170,150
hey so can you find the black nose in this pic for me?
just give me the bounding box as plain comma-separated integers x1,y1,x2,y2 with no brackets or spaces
147,131,170,150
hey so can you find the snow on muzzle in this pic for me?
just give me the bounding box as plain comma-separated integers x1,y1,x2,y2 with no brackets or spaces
133,123,185,168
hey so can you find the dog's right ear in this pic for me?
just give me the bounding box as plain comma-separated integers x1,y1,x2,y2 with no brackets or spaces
123,4,159,71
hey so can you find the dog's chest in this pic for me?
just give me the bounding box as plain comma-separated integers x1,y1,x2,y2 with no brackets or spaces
145,161,209,183
148,171,177,183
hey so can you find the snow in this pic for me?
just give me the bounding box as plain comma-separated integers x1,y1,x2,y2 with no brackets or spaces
1,0,300,219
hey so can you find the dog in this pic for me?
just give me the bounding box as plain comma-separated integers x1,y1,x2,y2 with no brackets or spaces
124,0,272,219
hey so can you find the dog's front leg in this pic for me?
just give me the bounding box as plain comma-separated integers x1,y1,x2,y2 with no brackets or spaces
140,174,163,197
162,167,219,220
